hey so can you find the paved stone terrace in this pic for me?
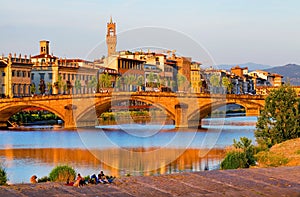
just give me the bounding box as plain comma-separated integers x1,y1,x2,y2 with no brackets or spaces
1,166,300,197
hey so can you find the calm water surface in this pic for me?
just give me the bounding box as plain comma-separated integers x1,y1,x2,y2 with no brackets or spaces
0,116,257,183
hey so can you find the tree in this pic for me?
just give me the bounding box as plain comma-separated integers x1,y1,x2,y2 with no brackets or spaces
221,137,255,169
255,84,300,148
115,77,121,91
74,79,81,94
54,75,63,94
222,76,231,94
30,83,36,95
39,79,46,95
98,73,112,89
66,81,73,94
147,72,155,89
88,76,97,92
209,75,220,93
47,82,52,95
177,73,186,91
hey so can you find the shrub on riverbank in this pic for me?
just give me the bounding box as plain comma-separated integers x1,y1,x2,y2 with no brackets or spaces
38,176,50,183
221,137,256,170
49,165,76,182
0,164,7,185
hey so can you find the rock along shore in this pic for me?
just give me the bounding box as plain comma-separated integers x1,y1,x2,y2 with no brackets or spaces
1,166,300,197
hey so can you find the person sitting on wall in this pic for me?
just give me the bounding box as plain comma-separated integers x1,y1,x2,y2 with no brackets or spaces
97,171,108,184
30,175,37,183
89,174,98,184
73,173,85,187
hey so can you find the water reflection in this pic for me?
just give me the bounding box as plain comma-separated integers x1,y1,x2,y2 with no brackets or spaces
0,116,256,183
0,148,224,183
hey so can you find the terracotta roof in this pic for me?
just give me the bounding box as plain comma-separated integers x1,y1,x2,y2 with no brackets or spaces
31,54,57,59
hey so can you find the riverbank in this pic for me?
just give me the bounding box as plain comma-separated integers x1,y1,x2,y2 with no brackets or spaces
1,166,299,196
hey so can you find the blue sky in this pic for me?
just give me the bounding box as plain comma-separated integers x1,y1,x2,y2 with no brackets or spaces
0,0,299,66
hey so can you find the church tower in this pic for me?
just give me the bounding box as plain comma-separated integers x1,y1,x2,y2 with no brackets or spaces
40,40,50,55
106,16,117,57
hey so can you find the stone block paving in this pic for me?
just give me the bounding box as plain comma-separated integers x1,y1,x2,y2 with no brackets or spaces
0,166,299,197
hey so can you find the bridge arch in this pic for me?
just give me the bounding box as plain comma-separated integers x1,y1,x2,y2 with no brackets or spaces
0,103,65,124
76,96,176,126
188,100,264,125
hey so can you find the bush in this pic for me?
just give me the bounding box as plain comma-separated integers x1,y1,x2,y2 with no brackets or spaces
221,151,248,169
38,176,50,183
0,165,7,185
49,165,76,182
221,137,256,170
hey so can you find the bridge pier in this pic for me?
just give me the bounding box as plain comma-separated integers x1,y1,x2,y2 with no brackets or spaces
175,104,188,128
64,104,77,129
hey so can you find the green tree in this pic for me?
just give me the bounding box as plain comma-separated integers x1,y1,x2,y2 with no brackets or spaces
54,75,64,94
47,82,52,94
221,137,256,169
209,75,220,93
147,72,155,89
30,83,36,95
115,76,121,91
177,73,186,91
221,76,232,94
39,79,46,95
99,73,112,89
74,79,81,94
88,76,97,92
255,84,300,148
0,164,7,185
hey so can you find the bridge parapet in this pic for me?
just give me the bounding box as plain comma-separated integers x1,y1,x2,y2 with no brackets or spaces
0,93,266,129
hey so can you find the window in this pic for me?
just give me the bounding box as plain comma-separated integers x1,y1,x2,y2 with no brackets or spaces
48,73,53,80
28,72,30,78
12,70,15,77
23,71,26,77
16,71,20,77
40,73,45,80
31,73,34,80
2,72,5,77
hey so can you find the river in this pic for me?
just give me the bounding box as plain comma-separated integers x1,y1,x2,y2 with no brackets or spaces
0,116,257,184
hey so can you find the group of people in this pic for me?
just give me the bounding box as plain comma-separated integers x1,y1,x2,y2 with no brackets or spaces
72,171,115,187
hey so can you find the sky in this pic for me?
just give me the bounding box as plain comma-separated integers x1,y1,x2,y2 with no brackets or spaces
0,0,299,66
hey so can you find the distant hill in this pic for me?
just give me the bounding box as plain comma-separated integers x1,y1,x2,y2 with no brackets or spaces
216,62,272,71
264,64,300,85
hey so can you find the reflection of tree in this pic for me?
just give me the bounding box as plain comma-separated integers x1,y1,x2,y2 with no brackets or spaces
177,73,187,91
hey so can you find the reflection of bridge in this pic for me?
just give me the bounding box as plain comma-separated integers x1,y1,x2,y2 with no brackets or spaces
0,92,265,128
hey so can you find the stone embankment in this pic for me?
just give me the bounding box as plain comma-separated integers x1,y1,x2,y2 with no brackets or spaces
1,166,300,196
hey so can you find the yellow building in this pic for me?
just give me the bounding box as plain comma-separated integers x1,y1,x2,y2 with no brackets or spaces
31,40,99,95
190,62,202,93
0,53,33,98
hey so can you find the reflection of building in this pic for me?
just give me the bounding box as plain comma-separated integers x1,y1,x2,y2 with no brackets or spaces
0,53,33,98
31,40,99,94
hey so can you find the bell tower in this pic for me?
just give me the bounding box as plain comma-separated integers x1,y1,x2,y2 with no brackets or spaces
40,40,50,55
106,16,117,57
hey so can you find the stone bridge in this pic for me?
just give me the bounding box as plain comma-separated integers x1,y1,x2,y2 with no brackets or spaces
0,92,266,128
